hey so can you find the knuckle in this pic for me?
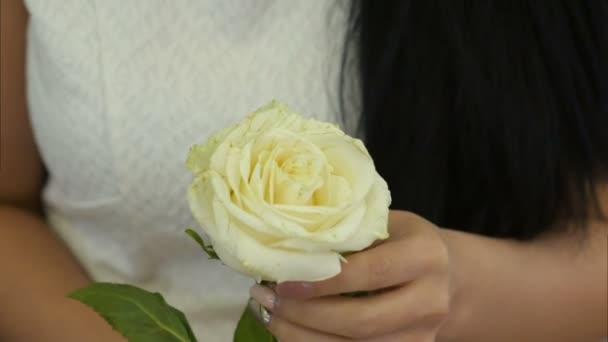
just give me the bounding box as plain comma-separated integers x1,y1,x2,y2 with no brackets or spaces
435,243,450,269
425,308,450,326
419,237,450,272
399,210,423,223
424,294,450,325
406,286,450,326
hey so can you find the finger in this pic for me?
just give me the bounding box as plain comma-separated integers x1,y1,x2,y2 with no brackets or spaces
373,328,439,342
262,308,349,342
255,276,449,339
386,211,434,240
276,236,436,299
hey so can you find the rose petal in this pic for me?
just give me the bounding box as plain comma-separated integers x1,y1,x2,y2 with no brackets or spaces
185,124,237,174
225,147,244,207
270,175,390,252
234,230,343,282
269,202,366,251
187,173,216,234
209,172,284,237
329,175,391,251
309,134,376,201
186,101,392,283
314,174,352,207
187,174,248,274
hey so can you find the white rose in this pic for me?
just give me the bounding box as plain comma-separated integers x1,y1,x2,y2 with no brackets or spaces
186,101,391,283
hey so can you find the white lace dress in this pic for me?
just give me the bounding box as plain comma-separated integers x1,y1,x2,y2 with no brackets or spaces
25,0,350,340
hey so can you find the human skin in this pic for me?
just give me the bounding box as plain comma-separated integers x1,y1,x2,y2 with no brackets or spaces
253,202,607,341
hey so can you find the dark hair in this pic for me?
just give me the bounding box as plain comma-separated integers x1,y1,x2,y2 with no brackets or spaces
342,1,608,240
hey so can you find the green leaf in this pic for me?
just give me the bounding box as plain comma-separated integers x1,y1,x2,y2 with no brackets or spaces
233,303,277,342
185,228,220,259
69,283,198,342
168,305,198,342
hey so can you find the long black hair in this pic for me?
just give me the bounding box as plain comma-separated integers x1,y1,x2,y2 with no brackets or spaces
342,1,608,239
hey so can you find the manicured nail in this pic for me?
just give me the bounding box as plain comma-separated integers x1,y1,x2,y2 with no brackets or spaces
247,298,272,326
260,306,272,325
275,281,313,298
250,285,277,310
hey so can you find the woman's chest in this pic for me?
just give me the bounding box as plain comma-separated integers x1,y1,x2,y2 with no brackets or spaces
26,0,349,227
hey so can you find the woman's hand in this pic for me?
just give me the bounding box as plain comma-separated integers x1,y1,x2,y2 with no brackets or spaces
250,210,454,341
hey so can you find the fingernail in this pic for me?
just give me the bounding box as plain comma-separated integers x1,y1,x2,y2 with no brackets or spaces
250,285,277,310
247,298,272,326
260,306,272,325
275,281,313,298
